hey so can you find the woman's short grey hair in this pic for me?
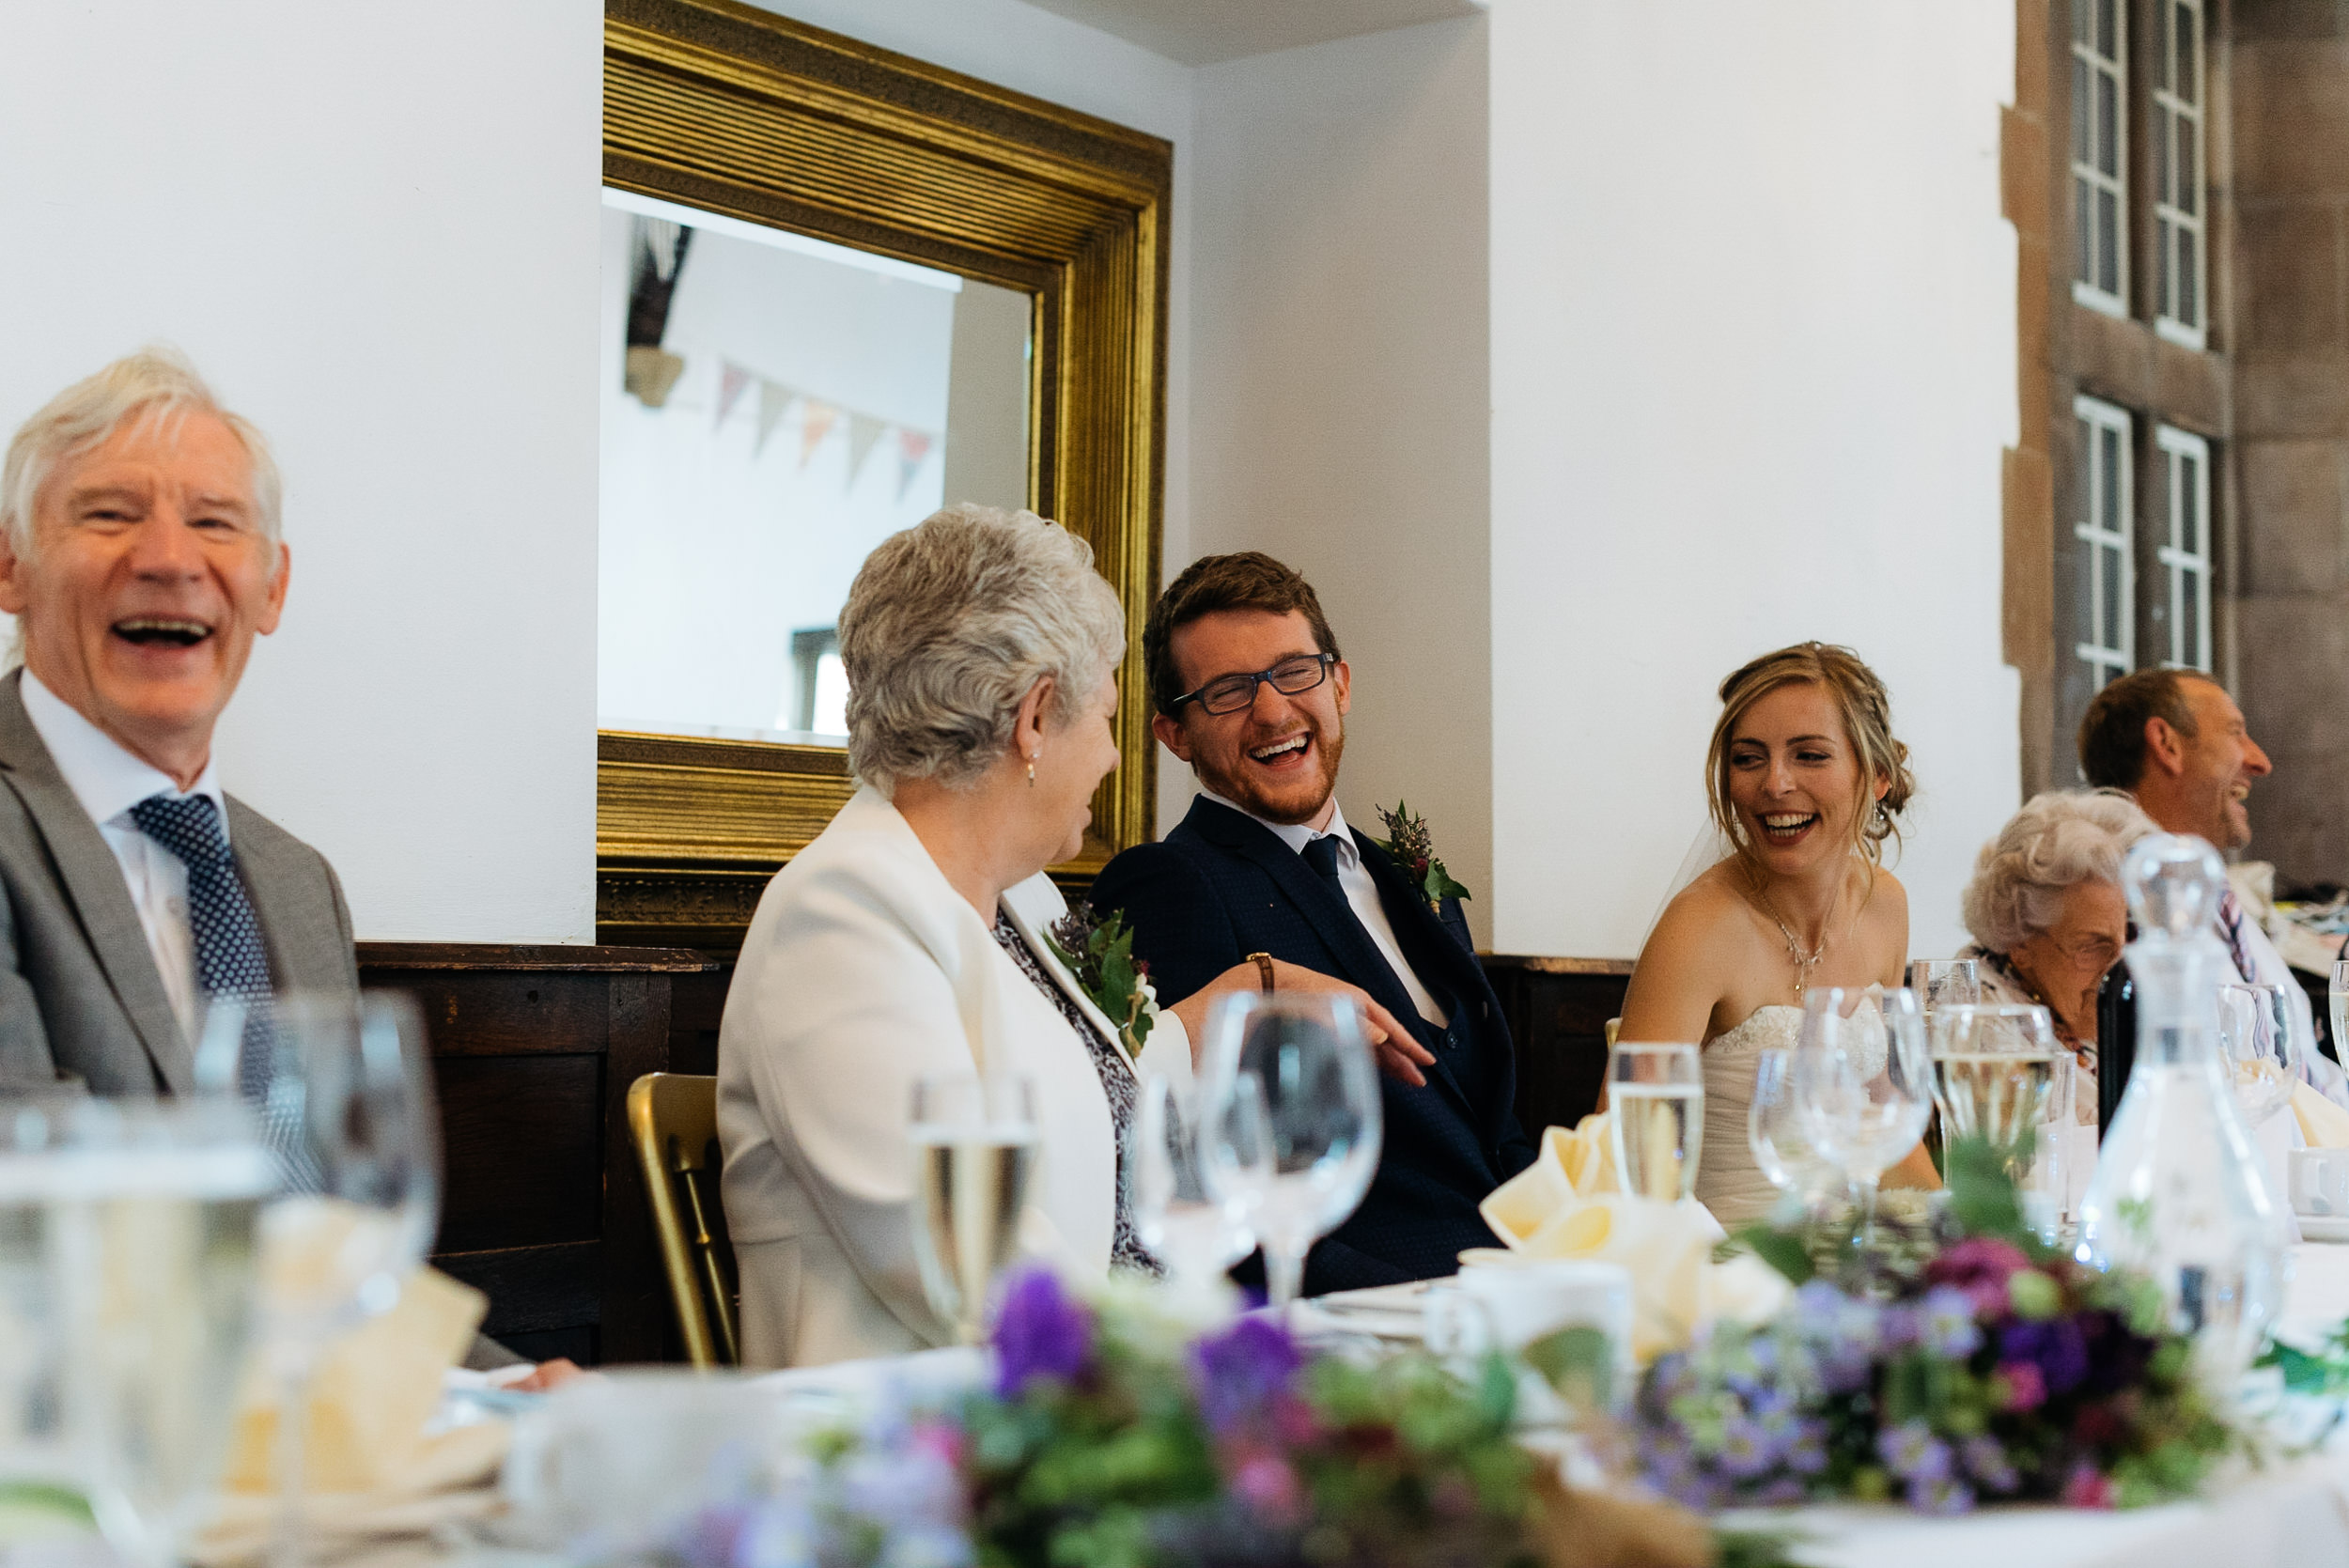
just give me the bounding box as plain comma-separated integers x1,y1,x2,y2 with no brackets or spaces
838,504,1125,791
0,348,284,564
1962,789,2156,954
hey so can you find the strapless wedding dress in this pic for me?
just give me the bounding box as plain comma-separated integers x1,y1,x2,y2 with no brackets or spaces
1695,1006,1800,1226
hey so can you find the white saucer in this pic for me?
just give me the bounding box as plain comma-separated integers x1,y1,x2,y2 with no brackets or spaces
2296,1212,2349,1243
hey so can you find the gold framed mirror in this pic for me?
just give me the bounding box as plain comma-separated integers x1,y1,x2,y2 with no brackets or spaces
598,0,1171,948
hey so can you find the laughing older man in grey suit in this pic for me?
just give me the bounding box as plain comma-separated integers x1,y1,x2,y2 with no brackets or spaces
0,349,351,1089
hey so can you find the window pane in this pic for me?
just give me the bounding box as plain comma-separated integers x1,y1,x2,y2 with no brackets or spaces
2073,56,2091,163
2098,0,2116,57
2077,416,2094,517
2101,426,2122,534
2075,181,2093,283
2182,569,2202,668
2102,542,2123,649
2075,0,2092,46
2180,225,2199,323
2157,216,2172,312
2179,117,2198,213
2097,71,2119,176
2156,6,2172,90
2097,188,2120,294
2179,4,2198,104
2182,454,2201,554
2078,535,2100,644
2155,106,2172,202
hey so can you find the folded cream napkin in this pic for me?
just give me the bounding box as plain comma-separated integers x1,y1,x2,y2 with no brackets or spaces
2295,1080,2349,1149
191,1420,507,1568
1475,1121,1786,1362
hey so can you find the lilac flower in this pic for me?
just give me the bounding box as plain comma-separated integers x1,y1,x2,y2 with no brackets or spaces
991,1268,1093,1396
1918,1285,1984,1359
1716,1413,1782,1480
1795,1283,1884,1392
1190,1316,1302,1436
1999,1316,2090,1395
1875,1421,1952,1485
1906,1473,1976,1515
1876,1304,1924,1354
1753,1475,1811,1506
1785,1419,1830,1476
1960,1434,2019,1493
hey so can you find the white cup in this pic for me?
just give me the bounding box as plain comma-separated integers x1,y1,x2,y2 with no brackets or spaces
1424,1259,1633,1421
2290,1147,2349,1218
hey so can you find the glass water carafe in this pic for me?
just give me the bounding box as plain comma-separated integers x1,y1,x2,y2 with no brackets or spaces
2076,834,2285,1376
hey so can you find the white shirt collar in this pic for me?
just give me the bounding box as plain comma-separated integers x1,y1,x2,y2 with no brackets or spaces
1199,789,1356,865
20,670,227,837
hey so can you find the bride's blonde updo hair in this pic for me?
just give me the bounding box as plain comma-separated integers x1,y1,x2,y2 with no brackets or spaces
1704,642,1916,870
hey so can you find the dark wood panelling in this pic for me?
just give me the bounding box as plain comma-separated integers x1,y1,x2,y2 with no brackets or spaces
1483,955,1630,1141
433,1242,602,1334
430,1055,602,1252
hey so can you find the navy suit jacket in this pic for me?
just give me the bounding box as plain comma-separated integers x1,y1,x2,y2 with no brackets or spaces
1090,795,1534,1292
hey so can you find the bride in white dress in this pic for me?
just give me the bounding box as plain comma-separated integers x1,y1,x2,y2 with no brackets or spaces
1615,643,1941,1224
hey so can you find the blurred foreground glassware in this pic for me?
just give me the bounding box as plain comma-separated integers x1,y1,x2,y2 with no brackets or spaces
1199,992,1381,1312
2077,835,2284,1377
196,991,440,1568
2215,982,2300,1126
1129,1074,1252,1291
0,1095,275,1567
1747,1048,1842,1215
1931,1003,2067,1239
1607,1044,1703,1202
908,1074,1036,1346
1906,959,1981,1026
1794,986,1931,1251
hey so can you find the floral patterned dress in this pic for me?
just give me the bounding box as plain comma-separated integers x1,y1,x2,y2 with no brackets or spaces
991,908,1159,1275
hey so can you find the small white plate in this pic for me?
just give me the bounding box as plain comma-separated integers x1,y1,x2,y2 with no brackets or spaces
2296,1212,2349,1243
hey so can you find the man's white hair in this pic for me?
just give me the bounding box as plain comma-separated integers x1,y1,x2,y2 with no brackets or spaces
1961,789,2157,955
838,504,1125,791
0,347,284,566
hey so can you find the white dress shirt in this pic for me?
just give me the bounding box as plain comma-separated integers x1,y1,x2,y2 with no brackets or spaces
1199,790,1449,1028
20,670,226,1048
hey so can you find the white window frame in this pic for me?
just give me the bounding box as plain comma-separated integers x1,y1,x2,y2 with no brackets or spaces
2071,0,2129,318
2076,396,2135,689
2152,0,2208,348
2155,425,2213,672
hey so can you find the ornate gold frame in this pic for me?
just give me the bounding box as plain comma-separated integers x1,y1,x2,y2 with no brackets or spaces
599,0,1171,948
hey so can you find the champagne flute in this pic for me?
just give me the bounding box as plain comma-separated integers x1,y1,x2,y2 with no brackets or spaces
1930,1003,2064,1235
1198,992,1382,1312
2215,982,2300,1126
907,1074,1036,1345
1747,1048,1842,1215
1795,986,1931,1254
1128,1074,1252,1291
1607,1044,1703,1201
196,992,441,1568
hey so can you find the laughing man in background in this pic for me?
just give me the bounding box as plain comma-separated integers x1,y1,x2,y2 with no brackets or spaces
1088,551,1533,1294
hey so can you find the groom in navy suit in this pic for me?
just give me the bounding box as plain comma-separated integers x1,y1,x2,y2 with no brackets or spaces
1090,552,1533,1294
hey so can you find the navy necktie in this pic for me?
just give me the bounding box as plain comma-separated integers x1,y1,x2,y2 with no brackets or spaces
130,794,315,1188
1301,832,1345,887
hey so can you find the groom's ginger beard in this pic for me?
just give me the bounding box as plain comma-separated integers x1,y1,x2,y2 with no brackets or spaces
1193,711,1346,827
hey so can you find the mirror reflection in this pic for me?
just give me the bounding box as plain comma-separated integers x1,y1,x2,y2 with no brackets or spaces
598,189,1033,743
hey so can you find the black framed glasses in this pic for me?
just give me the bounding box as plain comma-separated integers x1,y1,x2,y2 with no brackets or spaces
1169,653,1336,717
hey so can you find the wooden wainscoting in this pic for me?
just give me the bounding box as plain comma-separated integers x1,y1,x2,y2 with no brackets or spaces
1482,955,1632,1140
359,941,732,1366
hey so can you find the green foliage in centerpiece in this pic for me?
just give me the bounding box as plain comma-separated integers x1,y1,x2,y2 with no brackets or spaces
1633,1138,2238,1514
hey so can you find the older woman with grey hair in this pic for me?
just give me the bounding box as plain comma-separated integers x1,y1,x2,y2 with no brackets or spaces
1957,788,2155,1122
717,505,1400,1367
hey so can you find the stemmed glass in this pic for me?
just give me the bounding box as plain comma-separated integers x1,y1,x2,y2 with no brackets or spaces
1747,1048,1842,1216
1199,992,1382,1312
2215,982,2301,1126
194,992,440,1568
1906,960,1981,1025
907,1074,1038,1345
1794,987,1931,1253
1930,1003,2069,1235
1128,1074,1253,1292
1607,1044,1703,1202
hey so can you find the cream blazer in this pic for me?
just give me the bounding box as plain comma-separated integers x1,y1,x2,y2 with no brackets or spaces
717,786,1193,1368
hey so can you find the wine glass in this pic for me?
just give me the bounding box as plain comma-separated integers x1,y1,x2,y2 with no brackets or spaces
907,1074,1037,1345
1930,1003,2067,1234
1794,987,1931,1252
194,992,440,1568
1607,1044,1703,1202
1906,960,1981,1028
1198,992,1382,1312
2215,982,2300,1126
1747,1048,1842,1215
1128,1074,1252,1292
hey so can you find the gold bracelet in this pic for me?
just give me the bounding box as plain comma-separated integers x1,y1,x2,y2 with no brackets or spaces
1247,952,1276,993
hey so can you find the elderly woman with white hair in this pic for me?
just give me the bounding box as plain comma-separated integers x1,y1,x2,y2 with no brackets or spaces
1957,789,2155,1122
718,505,1395,1368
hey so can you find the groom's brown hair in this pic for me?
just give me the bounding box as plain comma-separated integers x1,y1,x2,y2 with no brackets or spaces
1144,552,1342,716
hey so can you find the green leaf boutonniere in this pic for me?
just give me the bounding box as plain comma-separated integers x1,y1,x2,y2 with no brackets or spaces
1045,902,1159,1061
1373,800,1472,914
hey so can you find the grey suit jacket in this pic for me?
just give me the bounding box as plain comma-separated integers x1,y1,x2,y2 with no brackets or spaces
0,670,358,1094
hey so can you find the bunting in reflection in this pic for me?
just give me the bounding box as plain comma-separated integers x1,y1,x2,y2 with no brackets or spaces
895,430,934,502
711,358,940,496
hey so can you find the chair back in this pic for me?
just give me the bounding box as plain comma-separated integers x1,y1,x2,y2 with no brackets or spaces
627,1072,739,1366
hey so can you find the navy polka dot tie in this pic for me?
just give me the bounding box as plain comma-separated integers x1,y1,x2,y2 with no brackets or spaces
130,793,316,1189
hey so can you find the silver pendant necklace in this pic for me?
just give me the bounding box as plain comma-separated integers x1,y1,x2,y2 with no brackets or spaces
1750,869,1838,1000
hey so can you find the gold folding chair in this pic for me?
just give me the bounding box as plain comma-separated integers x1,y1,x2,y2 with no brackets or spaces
627,1072,739,1367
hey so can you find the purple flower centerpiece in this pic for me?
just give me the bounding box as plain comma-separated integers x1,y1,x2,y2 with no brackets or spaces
990,1266,1095,1398
1630,1140,2240,1515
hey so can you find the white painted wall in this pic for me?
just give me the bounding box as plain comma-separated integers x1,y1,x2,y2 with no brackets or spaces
1487,1,2021,960
0,0,602,943
1186,18,1494,942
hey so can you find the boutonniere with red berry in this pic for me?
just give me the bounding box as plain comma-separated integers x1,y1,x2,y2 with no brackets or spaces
1045,902,1159,1061
1372,800,1472,913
